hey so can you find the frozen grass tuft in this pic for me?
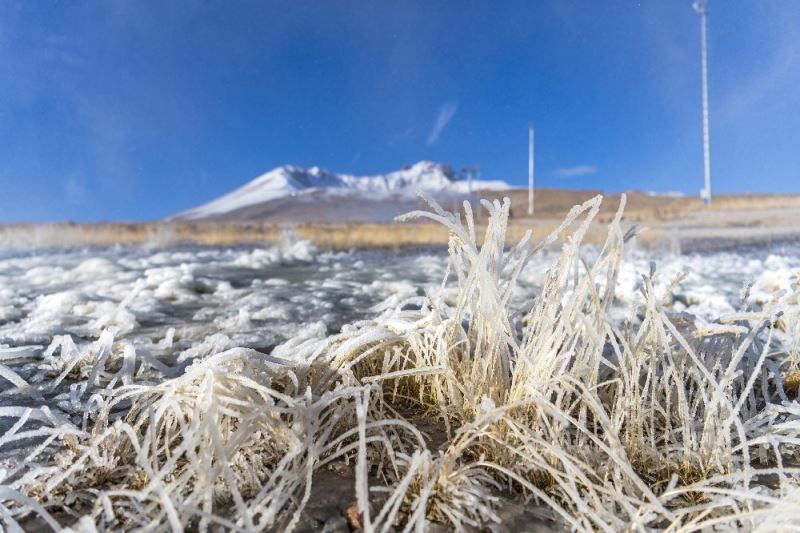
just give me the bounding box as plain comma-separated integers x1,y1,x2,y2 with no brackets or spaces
2,194,800,531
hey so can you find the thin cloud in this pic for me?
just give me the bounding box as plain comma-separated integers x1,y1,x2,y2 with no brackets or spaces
426,102,458,146
554,165,598,178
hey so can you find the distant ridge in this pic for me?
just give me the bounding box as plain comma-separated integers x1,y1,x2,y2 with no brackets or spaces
172,161,510,220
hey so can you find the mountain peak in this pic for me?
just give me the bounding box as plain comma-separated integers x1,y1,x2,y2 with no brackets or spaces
173,161,509,220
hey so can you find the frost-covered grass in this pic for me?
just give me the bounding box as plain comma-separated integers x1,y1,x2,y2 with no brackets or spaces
1,195,800,531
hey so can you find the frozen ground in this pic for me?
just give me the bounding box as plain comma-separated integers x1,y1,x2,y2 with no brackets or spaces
0,239,797,388
0,241,452,365
1,237,799,368
1,234,799,529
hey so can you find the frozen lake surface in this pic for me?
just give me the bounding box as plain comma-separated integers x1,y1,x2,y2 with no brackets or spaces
0,242,447,358
1,238,799,363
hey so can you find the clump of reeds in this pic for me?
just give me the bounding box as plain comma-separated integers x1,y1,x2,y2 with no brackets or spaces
1,194,799,531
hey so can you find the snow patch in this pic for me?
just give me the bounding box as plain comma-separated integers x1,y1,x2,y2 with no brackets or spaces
173,161,510,219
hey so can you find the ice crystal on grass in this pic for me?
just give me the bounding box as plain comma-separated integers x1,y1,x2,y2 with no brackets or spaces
1,194,799,531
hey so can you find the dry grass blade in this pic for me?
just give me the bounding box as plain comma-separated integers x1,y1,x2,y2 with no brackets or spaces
2,194,799,531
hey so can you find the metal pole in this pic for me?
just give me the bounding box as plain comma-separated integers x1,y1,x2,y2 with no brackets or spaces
528,123,534,216
695,0,712,204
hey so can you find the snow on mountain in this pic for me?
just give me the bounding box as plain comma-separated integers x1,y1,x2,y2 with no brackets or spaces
173,161,510,220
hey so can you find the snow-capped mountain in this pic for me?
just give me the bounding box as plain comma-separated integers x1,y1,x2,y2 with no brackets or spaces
173,161,510,220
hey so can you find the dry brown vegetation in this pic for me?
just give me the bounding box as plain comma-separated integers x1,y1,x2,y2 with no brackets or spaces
2,190,800,251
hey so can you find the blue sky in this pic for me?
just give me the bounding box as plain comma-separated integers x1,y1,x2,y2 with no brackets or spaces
1,1,799,222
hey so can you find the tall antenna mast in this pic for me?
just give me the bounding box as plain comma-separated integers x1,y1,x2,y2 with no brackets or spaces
528,123,534,216
694,0,712,205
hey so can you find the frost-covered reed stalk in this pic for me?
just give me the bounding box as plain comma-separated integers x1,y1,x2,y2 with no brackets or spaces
1,194,799,531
